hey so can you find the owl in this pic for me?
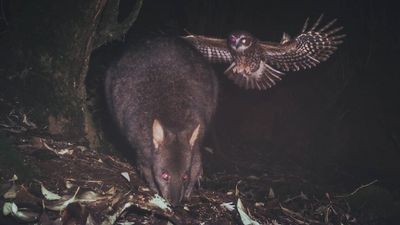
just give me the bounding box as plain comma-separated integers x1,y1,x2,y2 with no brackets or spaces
182,15,345,90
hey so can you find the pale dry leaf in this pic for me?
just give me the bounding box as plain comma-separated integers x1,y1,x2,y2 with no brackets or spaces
121,172,130,182
237,198,260,225
41,183,62,200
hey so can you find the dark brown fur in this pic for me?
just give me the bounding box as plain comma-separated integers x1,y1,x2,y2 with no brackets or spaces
105,37,218,205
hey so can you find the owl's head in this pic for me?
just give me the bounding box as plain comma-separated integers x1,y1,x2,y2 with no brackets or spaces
227,31,255,53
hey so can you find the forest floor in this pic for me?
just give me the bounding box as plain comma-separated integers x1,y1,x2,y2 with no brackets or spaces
0,97,399,225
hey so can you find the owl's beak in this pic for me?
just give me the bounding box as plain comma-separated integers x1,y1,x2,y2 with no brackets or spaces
233,40,240,49
232,41,242,50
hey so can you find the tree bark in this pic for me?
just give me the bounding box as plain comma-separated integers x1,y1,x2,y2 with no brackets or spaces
0,0,142,146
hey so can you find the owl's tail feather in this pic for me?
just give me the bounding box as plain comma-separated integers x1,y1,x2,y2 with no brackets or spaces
225,62,284,90
257,62,285,90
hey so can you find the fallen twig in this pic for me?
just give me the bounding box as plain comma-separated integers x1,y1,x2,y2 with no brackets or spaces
335,179,378,198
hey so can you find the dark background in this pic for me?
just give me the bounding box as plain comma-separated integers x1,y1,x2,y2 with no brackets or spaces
3,0,399,185
96,0,400,187
2,1,399,182
1,0,399,223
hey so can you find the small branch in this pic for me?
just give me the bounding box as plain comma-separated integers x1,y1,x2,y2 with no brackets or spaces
93,0,143,49
335,179,378,198
280,204,320,224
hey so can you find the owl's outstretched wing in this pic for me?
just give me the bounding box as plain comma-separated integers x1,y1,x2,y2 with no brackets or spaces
183,15,344,91
260,15,345,72
182,35,233,63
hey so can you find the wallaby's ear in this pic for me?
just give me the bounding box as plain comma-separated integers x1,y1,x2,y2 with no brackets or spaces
189,124,200,148
153,119,164,149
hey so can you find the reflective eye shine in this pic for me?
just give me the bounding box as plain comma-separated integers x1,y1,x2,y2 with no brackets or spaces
161,171,170,181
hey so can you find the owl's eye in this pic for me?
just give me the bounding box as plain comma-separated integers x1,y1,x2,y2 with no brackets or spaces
241,38,250,45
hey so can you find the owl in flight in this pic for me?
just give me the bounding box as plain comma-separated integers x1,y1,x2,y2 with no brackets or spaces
182,15,345,90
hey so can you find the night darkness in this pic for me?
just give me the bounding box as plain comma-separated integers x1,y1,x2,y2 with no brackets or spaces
1,0,400,224
120,0,400,189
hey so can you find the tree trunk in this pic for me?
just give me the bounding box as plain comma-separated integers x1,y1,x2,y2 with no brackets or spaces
0,0,142,146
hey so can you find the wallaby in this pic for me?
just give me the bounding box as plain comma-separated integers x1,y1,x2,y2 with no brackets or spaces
105,37,218,205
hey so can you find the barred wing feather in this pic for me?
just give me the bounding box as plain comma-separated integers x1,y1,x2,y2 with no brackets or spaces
182,35,233,63
260,15,345,72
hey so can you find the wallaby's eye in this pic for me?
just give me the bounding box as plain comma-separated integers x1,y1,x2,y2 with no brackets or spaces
161,171,170,181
